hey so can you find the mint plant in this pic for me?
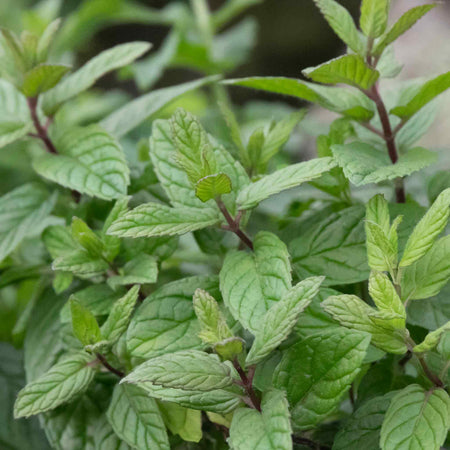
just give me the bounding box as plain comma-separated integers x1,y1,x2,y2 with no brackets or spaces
1,0,450,449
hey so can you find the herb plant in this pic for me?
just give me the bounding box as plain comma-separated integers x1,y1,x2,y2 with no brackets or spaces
1,0,450,449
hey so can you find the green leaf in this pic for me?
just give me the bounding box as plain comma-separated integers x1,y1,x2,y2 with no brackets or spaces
399,188,450,267
380,384,450,450
437,331,450,361
127,276,220,359
100,76,218,138
43,225,79,259
71,217,105,258
0,120,32,148
228,389,293,450
52,271,73,294
193,288,233,345
303,55,379,90
290,205,369,285
401,235,450,301
107,202,220,238
214,337,245,361
93,415,130,450
236,157,337,210
246,276,324,366
322,295,408,354
60,284,124,323
368,272,406,328
107,384,169,450
36,19,61,63
158,402,202,443
312,0,364,55
365,221,397,272
42,42,151,114
101,285,140,344
21,64,70,97
195,173,232,202
14,351,96,418
123,350,235,391
52,250,109,278
414,321,450,353
33,125,130,200
374,4,437,56
102,196,129,261
366,194,390,236
273,328,370,430
391,72,450,119
332,142,437,186
70,299,102,347
0,183,56,262
333,392,394,450
360,0,389,38
224,77,374,120
220,231,291,333
108,254,158,290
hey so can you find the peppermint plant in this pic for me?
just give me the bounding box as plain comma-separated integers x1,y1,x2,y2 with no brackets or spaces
1,0,450,450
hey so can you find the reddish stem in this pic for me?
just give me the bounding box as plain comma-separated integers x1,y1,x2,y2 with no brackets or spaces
232,359,261,411
96,353,125,378
27,97,58,154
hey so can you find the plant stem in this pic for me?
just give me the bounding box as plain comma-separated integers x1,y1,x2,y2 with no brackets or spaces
27,97,58,154
232,359,261,411
416,353,444,388
96,353,125,378
365,85,406,203
292,435,331,450
216,199,254,250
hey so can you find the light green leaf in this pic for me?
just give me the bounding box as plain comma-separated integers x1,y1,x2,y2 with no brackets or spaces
360,0,389,38
158,402,202,443
107,384,169,450
437,332,450,361
101,285,139,344
391,72,450,119
312,0,364,54
101,76,218,138
366,194,390,235
21,64,70,97
380,384,450,450
36,19,61,63
290,206,369,285
414,321,450,353
70,299,102,347
93,414,130,450
399,188,450,267
195,173,232,202
33,125,129,200
127,276,220,359
0,120,32,148
228,389,292,450
401,235,450,301
374,4,437,56
71,217,105,258
52,250,109,278
193,289,233,345
53,272,73,294
102,196,130,262
123,350,234,391
322,295,408,354
0,183,56,262
107,202,220,238
14,351,96,418
224,77,374,120
303,55,379,90
60,284,124,323
108,254,158,290
333,392,394,450
214,337,245,361
246,277,324,366
237,157,337,210
42,42,151,114
220,231,291,332
273,328,370,430
365,221,397,272
332,142,437,186
43,225,79,259
368,272,405,327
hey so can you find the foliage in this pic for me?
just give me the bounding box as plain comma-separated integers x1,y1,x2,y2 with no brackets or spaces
0,0,449,449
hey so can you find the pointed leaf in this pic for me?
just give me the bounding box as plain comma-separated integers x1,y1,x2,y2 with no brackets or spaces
70,299,102,347
273,328,370,430
42,42,151,114
228,390,293,450
14,352,96,418
21,64,70,97
107,384,169,450
195,173,232,202
107,202,220,238
303,55,379,90
360,0,390,38
246,277,324,365
414,321,450,353
33,125,129,200
237,157,337,209
108,254,158,289
158,403,202,443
